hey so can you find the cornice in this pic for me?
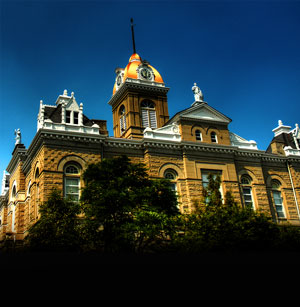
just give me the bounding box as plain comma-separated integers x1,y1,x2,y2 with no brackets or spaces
6,145,27,174
22,129,107,173
108,80,170,107
18,128,300,175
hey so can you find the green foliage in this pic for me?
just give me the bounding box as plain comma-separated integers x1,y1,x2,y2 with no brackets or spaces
22,163,300,255
25,189,82,252
80,155,179,253
171,174,289,253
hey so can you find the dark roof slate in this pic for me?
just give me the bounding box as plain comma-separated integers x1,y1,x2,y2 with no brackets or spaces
266,132,297,153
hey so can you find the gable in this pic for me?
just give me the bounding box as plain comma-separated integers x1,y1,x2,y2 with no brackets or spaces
180,103,231,124
166,102,232,126
65,97,79,111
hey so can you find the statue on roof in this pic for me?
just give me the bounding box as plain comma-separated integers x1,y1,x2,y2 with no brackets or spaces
192,83,204,102
14,128,22,145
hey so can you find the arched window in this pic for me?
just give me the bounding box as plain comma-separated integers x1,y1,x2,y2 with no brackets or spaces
27,180,31,197
141,100,157,129
164,169,178,192
64,163,81,201
195,129,202,141
35,167,40,179
241,175,254,209
65,165,80,174
271,179,285,218
11,185,16,201
119,105,126,135
211,132,217,143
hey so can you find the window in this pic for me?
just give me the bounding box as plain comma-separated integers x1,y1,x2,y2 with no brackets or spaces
195,130,202,141
66,110,80,125
271,180,285,218
141,100,157,129
164,169,178,192
27,180,31,197
119,105,126,135
11,185,16,201
66,110,71,124
241,175,254,209
65,165,79,174
164,169,178,208
211,132,217,143
64,164,81,201
73,112,79,125
201,170,223,199
35,167,40,179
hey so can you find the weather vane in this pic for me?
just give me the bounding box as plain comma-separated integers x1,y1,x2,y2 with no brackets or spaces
131,18,137,54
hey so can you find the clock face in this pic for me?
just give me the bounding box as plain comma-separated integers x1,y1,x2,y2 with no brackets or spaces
140,68,152,80
117,75,122,86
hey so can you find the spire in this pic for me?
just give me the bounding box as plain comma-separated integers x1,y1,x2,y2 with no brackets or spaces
130,18,137,54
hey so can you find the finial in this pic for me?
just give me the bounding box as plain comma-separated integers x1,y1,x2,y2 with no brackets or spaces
130,18,137,54
63,89,68,96
278,120,283,126
71,91,74,97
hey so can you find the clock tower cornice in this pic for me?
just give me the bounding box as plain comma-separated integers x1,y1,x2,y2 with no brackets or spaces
108,79,169,107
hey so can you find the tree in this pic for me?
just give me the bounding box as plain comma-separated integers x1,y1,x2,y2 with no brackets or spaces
25,189,82,252
80,155,179,253
172,173,282,253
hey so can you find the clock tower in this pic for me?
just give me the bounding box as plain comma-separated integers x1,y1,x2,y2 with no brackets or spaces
108,20,169,139
108,53,170,139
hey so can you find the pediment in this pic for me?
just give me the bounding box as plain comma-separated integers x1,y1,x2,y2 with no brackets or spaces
180,103,231,124
66,97,79,111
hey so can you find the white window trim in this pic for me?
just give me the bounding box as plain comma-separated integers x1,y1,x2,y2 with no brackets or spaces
195,130,202,141
64,177,80,201
272,189,286,219
211,132,218,143
242,186,255,209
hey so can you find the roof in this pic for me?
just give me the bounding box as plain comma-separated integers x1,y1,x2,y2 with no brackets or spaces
44,105,96,127
266,132,297,153
165,102,232,126
113,53,164,95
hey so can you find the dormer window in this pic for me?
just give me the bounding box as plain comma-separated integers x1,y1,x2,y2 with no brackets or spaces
74,112,79,125
66,110,79,125
66,110,71,124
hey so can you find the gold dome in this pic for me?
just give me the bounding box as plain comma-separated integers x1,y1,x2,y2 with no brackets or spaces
113,53,164,95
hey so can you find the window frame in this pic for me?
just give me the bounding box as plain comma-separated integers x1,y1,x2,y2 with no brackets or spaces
119,105,126,135
201,170,223,200
66,110,71,124
163,169,179,207
141,100,157,129
240,175,255,209
271,180,286,219
195,129,202,141
73,111,79,125
211,132,218,143
64,163,81,202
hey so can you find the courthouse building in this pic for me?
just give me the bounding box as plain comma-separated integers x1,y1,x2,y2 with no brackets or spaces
1,50,300,245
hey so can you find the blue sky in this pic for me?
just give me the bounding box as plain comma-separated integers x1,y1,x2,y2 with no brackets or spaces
1,0,300,174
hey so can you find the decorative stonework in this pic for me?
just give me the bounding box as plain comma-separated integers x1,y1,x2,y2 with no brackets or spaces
229,132,258,150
